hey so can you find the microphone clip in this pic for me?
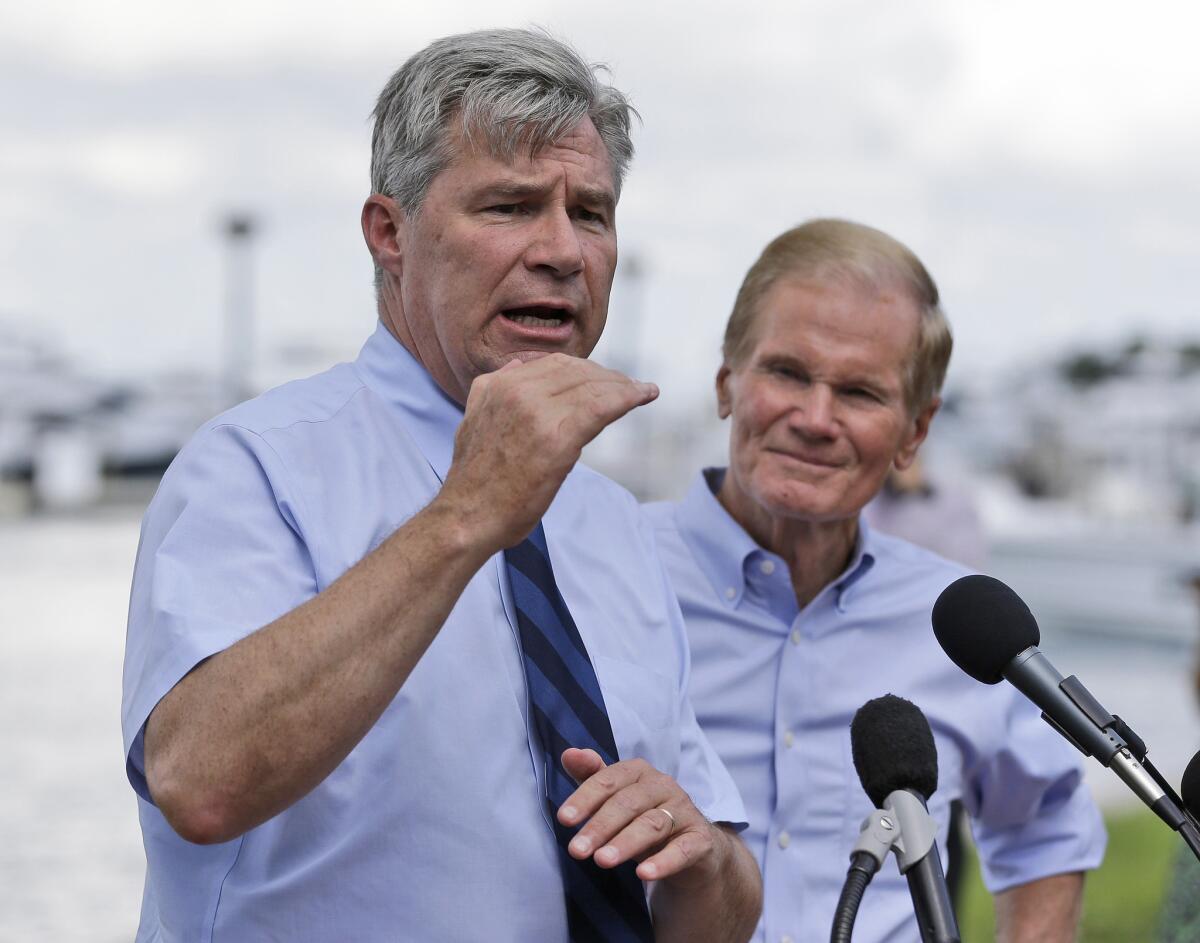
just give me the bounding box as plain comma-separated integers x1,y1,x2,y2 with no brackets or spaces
852,790,938,875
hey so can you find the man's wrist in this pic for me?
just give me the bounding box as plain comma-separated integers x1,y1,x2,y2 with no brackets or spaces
419,489,511,565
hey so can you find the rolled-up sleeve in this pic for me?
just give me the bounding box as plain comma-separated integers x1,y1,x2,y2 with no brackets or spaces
967,690,1107,892
121,423,318,803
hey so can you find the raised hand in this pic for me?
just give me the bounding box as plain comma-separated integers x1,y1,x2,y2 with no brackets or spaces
439,353,658,550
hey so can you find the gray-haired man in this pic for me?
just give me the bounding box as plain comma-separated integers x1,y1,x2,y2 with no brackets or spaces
122,29,760,942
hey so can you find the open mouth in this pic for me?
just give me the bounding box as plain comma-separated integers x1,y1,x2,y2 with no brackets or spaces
501,305,571,329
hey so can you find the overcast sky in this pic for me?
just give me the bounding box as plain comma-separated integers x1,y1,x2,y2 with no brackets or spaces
4,0,1200,412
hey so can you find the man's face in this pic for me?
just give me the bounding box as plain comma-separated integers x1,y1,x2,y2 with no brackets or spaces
717,276,936,526
378,118,618,403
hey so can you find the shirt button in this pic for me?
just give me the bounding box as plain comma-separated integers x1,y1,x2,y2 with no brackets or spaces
725,586,736,600
778,831,791,849
790,629,801,646
760,559,776,575
783,731,794,748
782,936,794,943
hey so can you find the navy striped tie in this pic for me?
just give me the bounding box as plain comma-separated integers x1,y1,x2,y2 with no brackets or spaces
505,522,655,942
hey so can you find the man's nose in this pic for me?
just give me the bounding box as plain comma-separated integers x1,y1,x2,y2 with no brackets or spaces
789,385,838,438
525,208,584,277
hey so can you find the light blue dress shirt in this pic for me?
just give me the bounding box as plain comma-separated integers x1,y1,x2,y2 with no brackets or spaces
121,324,745,943
644,470,1106,943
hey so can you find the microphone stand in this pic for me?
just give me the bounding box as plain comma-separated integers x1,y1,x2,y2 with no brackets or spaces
1012,656,1200,862
831,792,960,943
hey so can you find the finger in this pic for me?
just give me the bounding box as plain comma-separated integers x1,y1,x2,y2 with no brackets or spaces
565,781,667,863
465,353,580,408
557,377,659,443
560,747,605,786
589,804,681,870
490,351,631,394
476,351,657,421
520,353,659,405
557,757,647,828
635,824,718,882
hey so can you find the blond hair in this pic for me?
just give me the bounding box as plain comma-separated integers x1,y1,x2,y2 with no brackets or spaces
723,218,952,412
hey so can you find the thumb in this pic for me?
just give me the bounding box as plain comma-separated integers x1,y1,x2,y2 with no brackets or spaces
561,747,606,784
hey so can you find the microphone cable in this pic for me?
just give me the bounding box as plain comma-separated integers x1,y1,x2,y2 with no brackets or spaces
831,852,879,943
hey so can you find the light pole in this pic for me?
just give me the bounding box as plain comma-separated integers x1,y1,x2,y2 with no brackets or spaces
222,213,257,408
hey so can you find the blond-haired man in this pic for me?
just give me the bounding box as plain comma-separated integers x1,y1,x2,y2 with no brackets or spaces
645,219,1105,942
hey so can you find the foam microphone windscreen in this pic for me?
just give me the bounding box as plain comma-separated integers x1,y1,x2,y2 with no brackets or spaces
931,574,1041,685
851,694,939,807
1182,750,1200,818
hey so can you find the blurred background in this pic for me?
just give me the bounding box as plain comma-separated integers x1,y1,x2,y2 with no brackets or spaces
3,1,1199,940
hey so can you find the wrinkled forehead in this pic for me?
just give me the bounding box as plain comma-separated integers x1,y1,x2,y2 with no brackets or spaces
442,115,618,197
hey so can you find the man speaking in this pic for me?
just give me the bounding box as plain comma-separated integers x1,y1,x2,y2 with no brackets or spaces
643,219,1105,942
121,29,760,942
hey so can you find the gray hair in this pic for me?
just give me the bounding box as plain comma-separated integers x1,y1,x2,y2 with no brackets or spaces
722,218,952,413
370,28,636,212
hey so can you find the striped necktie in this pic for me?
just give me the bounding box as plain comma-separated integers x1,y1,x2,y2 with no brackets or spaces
504,522,656,942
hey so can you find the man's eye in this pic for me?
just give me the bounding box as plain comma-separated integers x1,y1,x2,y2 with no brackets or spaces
488,204,520,215
576,208,604,224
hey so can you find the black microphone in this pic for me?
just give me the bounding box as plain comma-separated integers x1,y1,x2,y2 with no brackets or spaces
832,694,960,943
1182,751,1200,822
1177,751,1200,859
932,575,1190,833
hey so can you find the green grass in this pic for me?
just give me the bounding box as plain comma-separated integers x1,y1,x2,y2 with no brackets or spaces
957,808,1178,942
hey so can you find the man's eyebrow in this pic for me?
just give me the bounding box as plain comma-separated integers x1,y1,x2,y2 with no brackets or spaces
760,352,804,367
574,184,616,210
472,179,616,211
476,181,548,201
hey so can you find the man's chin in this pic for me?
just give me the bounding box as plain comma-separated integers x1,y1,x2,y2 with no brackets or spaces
507,350,557,364
757,481,850,522
500,348,588,366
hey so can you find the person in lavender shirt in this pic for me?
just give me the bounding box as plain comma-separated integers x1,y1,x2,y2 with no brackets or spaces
121,29,760,942
644,219,1105,943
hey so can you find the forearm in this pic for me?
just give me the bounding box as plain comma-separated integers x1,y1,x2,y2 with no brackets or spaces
650,825,762,943
144,354,659,845
145,494,496,844
994,871,1085,943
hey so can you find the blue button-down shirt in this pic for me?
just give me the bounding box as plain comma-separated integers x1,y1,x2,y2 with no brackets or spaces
644,470,1105,943
121,325,745,942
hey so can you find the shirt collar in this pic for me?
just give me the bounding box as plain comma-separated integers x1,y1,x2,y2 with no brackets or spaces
676,468,764,608
836,516,876,611
676,467,877,612
353,320,462,481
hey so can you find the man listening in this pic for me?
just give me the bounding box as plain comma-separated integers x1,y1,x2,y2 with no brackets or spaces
644,219,1104,942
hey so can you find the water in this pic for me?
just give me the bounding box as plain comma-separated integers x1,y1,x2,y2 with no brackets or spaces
991,532,1200,647
990,534,1200,805
1,513,1196,941
1,513,145,943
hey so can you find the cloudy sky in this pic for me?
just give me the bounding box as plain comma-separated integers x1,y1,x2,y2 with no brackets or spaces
4,0,1200,412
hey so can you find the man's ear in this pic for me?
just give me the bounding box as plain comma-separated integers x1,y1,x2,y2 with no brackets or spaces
361,195,406,279
716,364,733,419
893,396,940,471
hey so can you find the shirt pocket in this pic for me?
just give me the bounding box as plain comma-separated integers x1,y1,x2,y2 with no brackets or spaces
592,655,681,775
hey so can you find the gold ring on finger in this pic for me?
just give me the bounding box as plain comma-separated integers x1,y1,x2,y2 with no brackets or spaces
653,807,676,833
